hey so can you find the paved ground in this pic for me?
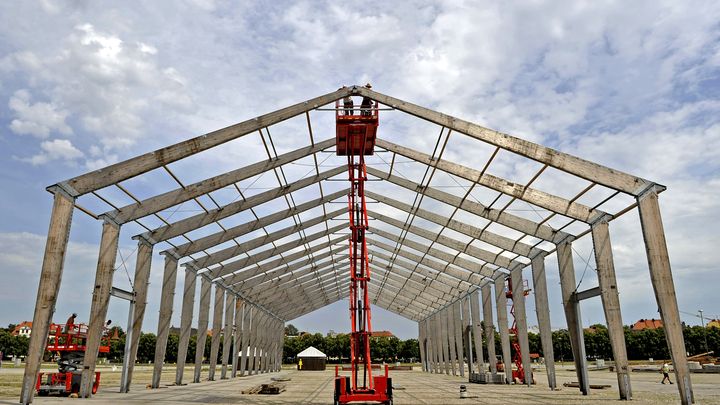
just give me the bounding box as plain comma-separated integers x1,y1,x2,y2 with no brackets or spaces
1,364,719,404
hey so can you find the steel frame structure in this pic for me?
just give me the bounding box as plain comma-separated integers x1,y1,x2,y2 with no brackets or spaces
20,85,694,405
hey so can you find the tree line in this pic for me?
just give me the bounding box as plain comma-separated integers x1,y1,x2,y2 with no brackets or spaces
283,331,420,363
2,323,718,364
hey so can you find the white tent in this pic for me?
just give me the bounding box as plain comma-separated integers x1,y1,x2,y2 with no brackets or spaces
297,346,326,358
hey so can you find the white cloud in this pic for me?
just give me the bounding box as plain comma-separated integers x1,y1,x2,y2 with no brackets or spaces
3,22,194,162
8,89,73,138
22,138,84,166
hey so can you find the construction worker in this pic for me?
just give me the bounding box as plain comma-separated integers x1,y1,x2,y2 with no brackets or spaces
361,83,373,116
343,94,354,116
64,313,77,333
661,362,673,384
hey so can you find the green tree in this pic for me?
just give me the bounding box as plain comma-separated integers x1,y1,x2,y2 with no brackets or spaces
137,333,157,363
285,324,299,336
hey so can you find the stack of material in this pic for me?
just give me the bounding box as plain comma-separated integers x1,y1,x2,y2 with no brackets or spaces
259,383,286,395
688,351,717,365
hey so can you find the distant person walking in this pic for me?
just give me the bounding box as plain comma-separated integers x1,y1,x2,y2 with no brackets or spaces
661,362,673,384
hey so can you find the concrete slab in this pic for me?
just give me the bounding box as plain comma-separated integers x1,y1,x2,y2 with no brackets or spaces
2,365,719,404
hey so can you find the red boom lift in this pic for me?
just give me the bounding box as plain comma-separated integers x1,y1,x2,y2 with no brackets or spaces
333,94,393,405
36,322,111,396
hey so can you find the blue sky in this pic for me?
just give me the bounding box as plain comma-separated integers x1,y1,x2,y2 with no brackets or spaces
0,1,719,340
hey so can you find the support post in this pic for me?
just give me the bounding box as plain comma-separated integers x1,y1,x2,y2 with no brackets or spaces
121,239,153,393
175,269,197,385
418,321,427,372
151,254,179,388
531,256,556,390
441,308,451,375
221,292,235,379
592,219,631,400
470,290,485,373
494,277,512,383
80,218,120,397
453,301,465,377
482,285,497,375
240,306,252,376
232,299,244,377
193,276,212,383
208,284,224,380
447,306,458,376
20,191,75,405
510,267,532,387
637,189,694,405
556,241,590,395
463,296,474,375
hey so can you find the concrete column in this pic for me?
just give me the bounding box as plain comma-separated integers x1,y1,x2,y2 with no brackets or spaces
175,269,197,385
122,239,153,392
482,285,497,375
531,256,556,390
240,306,252,376
511,267,532,386
440,310,450,375
453,301,465,377
440,308,455,375
418,321,427,372
221,292,235,379
556,241,590,395
494,277,512,383
247,308,259,375
232,299,244,377
463,297,474,375
448,305,459,375
20,191,74,405
208,284,224,380
193,276,212,383
252,313,264,375
592,219,631,400
151,254,179,388
470,290,485,372
425,318,435,373
80,218,120,397
637,190,693,405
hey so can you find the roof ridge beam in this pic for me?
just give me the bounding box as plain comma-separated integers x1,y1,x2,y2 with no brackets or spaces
357,87,651,195
376,139,605,223
59,88,352,196
106,138,335,224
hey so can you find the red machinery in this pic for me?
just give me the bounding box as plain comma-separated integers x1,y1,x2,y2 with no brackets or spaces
506,279,535,385
36,322,111,396
333,95,393,405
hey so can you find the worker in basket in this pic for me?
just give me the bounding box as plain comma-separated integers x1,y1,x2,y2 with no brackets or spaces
361,83,373,116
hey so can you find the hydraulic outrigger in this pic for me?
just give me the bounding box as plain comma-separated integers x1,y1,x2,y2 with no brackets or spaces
333,89,393,405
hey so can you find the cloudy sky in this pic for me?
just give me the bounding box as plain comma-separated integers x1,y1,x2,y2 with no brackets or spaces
0,1,718,340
